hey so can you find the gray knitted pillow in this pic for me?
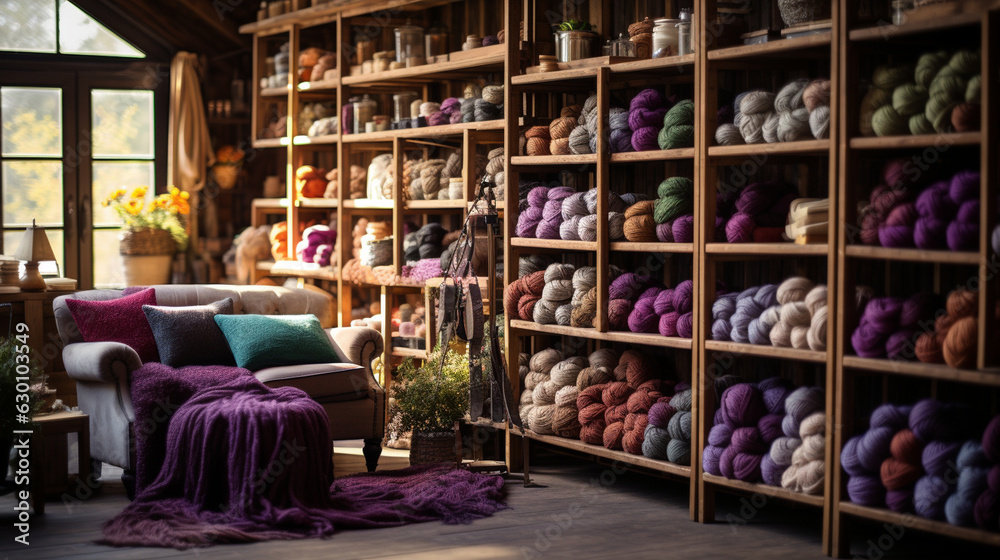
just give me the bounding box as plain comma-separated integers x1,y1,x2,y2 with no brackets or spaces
143,298,236,367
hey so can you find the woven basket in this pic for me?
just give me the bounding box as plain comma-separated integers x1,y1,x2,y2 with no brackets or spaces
777,0,831,27
119,228,176,256
408,431,457,465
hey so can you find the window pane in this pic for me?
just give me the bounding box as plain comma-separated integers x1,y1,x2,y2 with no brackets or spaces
92,90,153,157
58,1,143,58
4,229,63,276
2,87,62,157
0,0,56,53
92,229,124,288
92,162,154,227
2,161,63,227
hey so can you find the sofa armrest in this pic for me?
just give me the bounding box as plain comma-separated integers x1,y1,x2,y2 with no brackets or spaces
325,327,383,383
62,341,142,385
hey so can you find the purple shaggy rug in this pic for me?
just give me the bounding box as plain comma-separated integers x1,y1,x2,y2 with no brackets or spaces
101,363,507,548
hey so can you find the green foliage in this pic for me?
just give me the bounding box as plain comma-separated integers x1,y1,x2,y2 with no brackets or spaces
557,19,593,31
0,337,44,440
393,342,469,434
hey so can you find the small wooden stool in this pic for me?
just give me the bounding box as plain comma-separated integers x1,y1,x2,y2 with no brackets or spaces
29,411,90,514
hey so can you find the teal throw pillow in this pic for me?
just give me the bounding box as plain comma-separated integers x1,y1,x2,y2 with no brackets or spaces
213,314,339,371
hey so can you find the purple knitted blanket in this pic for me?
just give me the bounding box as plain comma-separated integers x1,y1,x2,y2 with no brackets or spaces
102,363,507,548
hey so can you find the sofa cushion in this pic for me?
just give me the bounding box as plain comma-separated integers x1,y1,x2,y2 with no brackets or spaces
66,287,159,363
143,298,236,368
214,314,339,371
255,363,370,403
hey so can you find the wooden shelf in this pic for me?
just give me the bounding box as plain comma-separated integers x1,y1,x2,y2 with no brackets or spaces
842,356,1000,386
704,340,827,363
845,245,981,265
608,241,694,253
296,198,338,209
707,32,832,61
259,86,288,98
404,199,467,210
342,45,504,86
341,119,503,143
341,199,394,209
251,198,290,210
702,474,824,507
509,238,596,251
298,78,338,92
839,501,1000,547
705,242,828,256
849,12,982,41
294,134,338,145
392,347,428,359
256,261,340,281
514,428,692,478
509,320,693,350
609,53,697,74
610,148,695,162
252,137,288,148
512,66,598,85
510,154,598,166
848,131,980,149
708,139,830,158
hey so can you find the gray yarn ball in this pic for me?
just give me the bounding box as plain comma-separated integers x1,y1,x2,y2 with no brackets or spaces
715,123,744,145
809,106,830,139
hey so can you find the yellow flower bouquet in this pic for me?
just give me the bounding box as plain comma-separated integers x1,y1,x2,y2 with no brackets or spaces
103,186,190,251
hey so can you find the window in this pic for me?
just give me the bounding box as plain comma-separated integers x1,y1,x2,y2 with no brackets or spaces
0,0,144,57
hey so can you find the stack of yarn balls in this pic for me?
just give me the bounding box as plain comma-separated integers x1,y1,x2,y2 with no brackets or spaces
401,223,448,281
575,350,676,455
860,49,981,137
515,184,645,242
569,94,599,155
642,385,693,464
850,292,941,361
553,91,695,154
703,378,827,494
604,276,696,339
503,260,625,327
547,105,580,155
627,89,669,152
712,277,829,351
406,151,466,201
718,181,797,243
914,288,982,369
294,224,336,267
518,349,587,436
715,78,831,145
842,399,1000,530
619,177,695,243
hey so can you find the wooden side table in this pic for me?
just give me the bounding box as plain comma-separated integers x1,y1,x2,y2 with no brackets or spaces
29,411,90,514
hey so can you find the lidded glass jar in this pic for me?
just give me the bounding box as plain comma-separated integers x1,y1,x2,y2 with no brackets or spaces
394,20,425,64
353,94,376,134
652,18,680,58
393,91,419,121
610,33,636,57
425,23,448,58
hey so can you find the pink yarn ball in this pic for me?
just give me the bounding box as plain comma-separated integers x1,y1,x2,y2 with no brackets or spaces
659,312,679,337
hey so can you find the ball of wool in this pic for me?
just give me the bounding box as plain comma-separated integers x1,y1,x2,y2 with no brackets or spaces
890,429,924,465
748,305,781,345
951,102,981,132
922,440,962,478
568,125,592,154
908,113,934,135
848,474,887,506
914,475,953,520
945,466,990,526
783,386,825,437
925,93,958,132
715,123,744,145
659,124,694,149
809,106,830,139
777,276,815,305
703,444,725,476
720,384,765,428
758,413,785,444
949,49,980,77
893,83,929,117
881,456,923,491
667,411,692,442
666,439,690,465
946,288,978,318
740,111,773,144
842,436,867,477
647,401,676,428
777,107,811,142
799,79,831,112
872,105,911,137
663,99,694,129
774,79,808,112
671,280,694,313
872,64,914,90
709,423,734,447
642,424,671,459
671,389,692,412
943,316,977,369
726,212,756,243
983,416,1000,463
909,399,961,442
915,51,949,88
859,86,892,136
668,215,693,243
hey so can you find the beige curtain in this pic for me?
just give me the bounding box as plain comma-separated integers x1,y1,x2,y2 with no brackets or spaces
167,52,214,252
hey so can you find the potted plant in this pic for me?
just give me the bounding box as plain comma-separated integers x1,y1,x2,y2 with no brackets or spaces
102,186,190,286
0,336,44,495
392,341,470,465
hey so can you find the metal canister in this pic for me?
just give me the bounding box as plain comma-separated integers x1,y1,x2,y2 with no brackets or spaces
554,30,597,62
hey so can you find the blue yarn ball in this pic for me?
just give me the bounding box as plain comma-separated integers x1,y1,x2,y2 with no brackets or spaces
945,467,989,526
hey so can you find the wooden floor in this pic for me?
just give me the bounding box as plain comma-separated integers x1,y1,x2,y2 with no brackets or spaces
1,442,996,559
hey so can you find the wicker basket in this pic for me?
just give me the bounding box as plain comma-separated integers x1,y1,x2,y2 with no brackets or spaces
777,0,831,27
408,431,457,465
119,227,176,256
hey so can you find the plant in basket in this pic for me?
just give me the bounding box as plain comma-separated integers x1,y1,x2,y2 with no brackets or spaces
392,340,469,465
103,186,191,252
211,145,245,190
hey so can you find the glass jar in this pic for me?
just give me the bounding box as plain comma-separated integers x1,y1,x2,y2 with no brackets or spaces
425,24,448,58
394,20,425,65
353,94,376,134
393,92,418,121
610,33,636,57
652,19,680,58
676,21,692,55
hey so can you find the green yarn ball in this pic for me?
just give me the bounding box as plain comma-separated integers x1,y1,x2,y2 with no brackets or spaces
966,75,981,103
892,83,928,117
663,100,695,129
915,51,949,88
872,105,910,137
872,64,913,90
657,176,693,199
654,177,693,224
925,93,958,132
909,113,934,136
659,124,694,149
929,67,966,101
948,49,980,77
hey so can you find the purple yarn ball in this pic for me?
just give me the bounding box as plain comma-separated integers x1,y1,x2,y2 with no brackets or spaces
842,436,866,476
922,440,962,477
672,280,694,314
758,413,784,443
659,312,679,337
648,401,676,428
611,128,635,153
708,423,733,447
885,329,917,359
870,403,912,431
630,126,660,151
947,221,979,251
949,170,980,205
720,384,766,429
627,298,659,333
983,415,1000,463
910,399,960,442
653,289,675,315
527,186,550,207
672,215,695,243
886,488,914,513
761,453,784,486
676,312,694,338
703,444,725,475
848,474,887,506
711,318,732,341
901,292,938,328
762,385,792,415
915,181,957,219
515,206,544,237
535,215,562,239
914,217,949,249
914,475,952,519
857,427,895,473
656,222,675,242
726,213,756,243
878,225,916,248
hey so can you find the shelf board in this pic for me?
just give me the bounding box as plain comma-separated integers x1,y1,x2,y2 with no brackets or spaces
342,199,394,209
509,238,596,251
256,261,340,281
839,501,1000,547
705,242,828,256
252,137,288,148
462,415,510,430
297,78,338,92
341,119,503,143
259,86,288,98
510,154,597,166
405,199,467,210
391,347,428,359
707,32,832,61
609,53,697,73
296,198,338,209
849,12,982,41
512,66,598,85
514,428,692,478
842,356,1000,386
845,245,981,265
251,198,290,210
708,139,830,157
342,46,504,86
608,241,694,253
849,131,980,149
702,473,824,507
610,148,695,162
294,134,338,145
509,319,693,350
704,340,827,363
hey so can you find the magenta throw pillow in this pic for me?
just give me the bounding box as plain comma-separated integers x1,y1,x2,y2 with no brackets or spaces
66,288,160,363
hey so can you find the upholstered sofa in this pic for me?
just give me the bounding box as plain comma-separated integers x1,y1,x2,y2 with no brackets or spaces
53,284,385,495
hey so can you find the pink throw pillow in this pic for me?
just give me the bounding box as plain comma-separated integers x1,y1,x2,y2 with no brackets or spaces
66,288,160,363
